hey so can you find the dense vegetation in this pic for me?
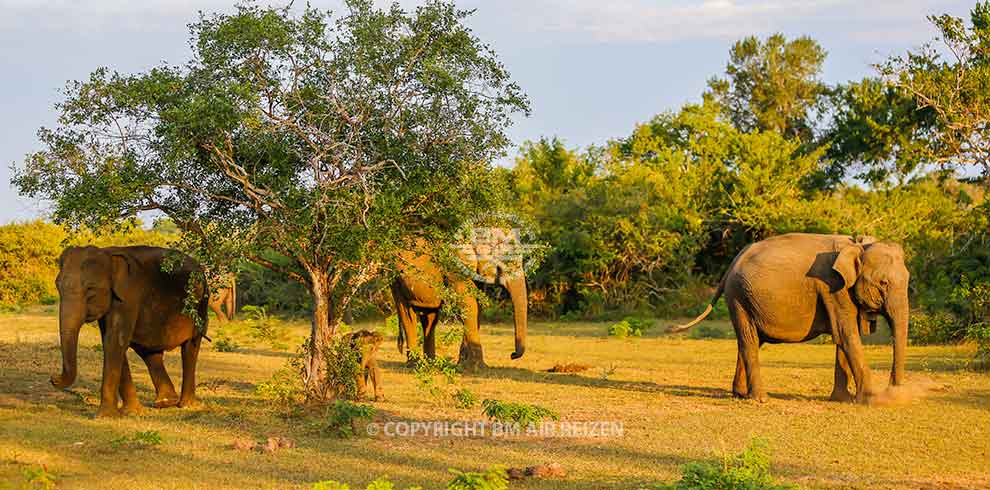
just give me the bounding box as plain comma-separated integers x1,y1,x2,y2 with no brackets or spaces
6,3,990,363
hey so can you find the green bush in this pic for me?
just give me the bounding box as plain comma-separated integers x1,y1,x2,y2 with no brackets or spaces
608,317,653,338
446,468,509,490
20,465,56,490
909,310,962,345
644,438,797,490
481,399,559,428
452,388,479,409
255,368,303,414
323,400,376,438
212,328,239,352
242,305,290,350
409,352,461,402
110,430,163,449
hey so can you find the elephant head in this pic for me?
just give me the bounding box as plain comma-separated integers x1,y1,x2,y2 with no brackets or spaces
832,240,910,386
457,228,529,360
51,247,138,389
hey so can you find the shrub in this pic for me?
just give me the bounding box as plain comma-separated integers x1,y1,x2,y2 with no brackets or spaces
255,368,304,414
21,465,56,490
110,431,163,449
309,335,365,401
481,399,559,428
909,310,963,345
643,438,797,490
608,317,653,338
689,323,735,340
452,388,479,409
446,468,509,490
242,305,289,350
212,329,239,352
323,400,376,438
409,352,460,402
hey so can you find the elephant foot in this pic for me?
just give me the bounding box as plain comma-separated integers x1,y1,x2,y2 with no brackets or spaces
153,397,180,409
94,406,121,418
747,391,768,403
121,403,144,416
829,389,855,403
178,396,200,408
457,343,486,371
731,390,747,399
855,391,879,405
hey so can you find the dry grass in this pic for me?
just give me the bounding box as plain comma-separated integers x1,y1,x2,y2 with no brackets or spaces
2,308,989,489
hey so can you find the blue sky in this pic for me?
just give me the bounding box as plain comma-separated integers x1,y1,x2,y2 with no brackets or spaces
0,0,974,223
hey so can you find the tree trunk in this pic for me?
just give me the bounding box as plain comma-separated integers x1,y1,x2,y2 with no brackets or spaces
305,271,339,402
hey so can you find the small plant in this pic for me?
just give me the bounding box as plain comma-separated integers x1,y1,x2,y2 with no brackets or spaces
307,335,364,400
110,430,162,449
21,466,56,490
255,368,303,415
481,399,559,428
409,352,461,402
384,315,400,337
447,468,509,490
608,317,653,338
242,305,289,350
452,388,479,409
213,328,239,352
324,400,376,438
643,438,797,490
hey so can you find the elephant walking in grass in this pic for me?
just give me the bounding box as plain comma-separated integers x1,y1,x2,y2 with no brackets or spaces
391,236,528,370
672,233,910,403
51,246,209,417
208,274,236,322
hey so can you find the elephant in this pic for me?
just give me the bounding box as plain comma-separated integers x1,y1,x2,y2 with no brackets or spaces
208,274,236,322
391,233,528,370
51,245,209,417
342,329,384,401
671,233,910,403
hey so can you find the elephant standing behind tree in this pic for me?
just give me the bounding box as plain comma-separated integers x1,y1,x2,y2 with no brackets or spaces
208,274,236,322
52,246,209,417
672,233,910,403
391,233,528,370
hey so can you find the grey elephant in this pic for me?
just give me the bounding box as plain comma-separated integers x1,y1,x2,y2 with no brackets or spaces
671,233,909,403
52,246,209,417
391,233,528,370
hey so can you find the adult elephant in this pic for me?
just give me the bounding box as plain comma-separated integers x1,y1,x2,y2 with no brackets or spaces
391,236,528,370
671,233,910,403
51,246,209,417
208,274,236,322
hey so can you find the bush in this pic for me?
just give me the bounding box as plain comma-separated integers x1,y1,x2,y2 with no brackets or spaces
110,431,163,449
242,305,290,350
310,335,365,401
255,368,304,415
446,468,509,490
909,310,962,345
453,388,479,409
608,317,653,338
689,323,735,340
212,328,239,352
323,400,376,438
409,352,461,402
481,399,559,428
644,438,797,490
21,465,56,490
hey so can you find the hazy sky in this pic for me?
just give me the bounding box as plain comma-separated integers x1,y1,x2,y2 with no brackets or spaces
0,0,974,223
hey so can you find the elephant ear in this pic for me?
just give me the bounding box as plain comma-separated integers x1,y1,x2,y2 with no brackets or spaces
832,243,864,289
110,253,141,303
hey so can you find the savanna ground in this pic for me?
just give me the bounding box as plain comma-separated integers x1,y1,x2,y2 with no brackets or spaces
2,308,989,490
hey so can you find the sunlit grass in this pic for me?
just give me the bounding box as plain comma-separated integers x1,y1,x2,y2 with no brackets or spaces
1,310,989,489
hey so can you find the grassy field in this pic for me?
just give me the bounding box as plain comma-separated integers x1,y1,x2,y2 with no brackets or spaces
2,308,989,490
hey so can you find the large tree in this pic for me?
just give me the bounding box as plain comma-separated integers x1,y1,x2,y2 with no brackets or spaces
707,33,827,142
879,1,990,181
13,1,528,398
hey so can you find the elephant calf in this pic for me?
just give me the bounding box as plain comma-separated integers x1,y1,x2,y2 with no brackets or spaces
343,330,384,401
672,233,910,403
52,246,209,417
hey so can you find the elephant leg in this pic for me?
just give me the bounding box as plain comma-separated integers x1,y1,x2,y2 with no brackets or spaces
829,345,855,402
422,311,439,359
732,350,748,398
392,290,419,364
209,301,227,323
835,328,876,403
368,360,383,401
137,349,180,408
731,304,765,402
118,354,143,415
456,286,486,371
96,307,138,417
178,336,202,407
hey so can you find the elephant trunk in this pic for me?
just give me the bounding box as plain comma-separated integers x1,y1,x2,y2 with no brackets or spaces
887,291,909,386
505,274,528,360
52,299,85,389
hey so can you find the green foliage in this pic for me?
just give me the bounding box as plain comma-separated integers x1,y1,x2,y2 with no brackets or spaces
242,305,289,350
607,317,653,338
645,438,797,490
312,478,413,490
19,466,56,490
212,328,240,352
480,399,559,428
255,367,304,414
909,310,963,345
323,400,376,438
409,352,460,402
315,335,365,401
384,315,400,337
110,431,163,449
446,468,509,490
689,323,735,340
452,388,479,409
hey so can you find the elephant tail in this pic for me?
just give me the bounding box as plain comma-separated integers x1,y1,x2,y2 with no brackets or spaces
668,272,727,333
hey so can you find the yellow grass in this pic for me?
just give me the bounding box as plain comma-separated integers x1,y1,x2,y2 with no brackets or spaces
2,308,989,489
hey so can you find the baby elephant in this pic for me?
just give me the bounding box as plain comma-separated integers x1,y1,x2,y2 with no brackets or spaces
343,330,384,401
